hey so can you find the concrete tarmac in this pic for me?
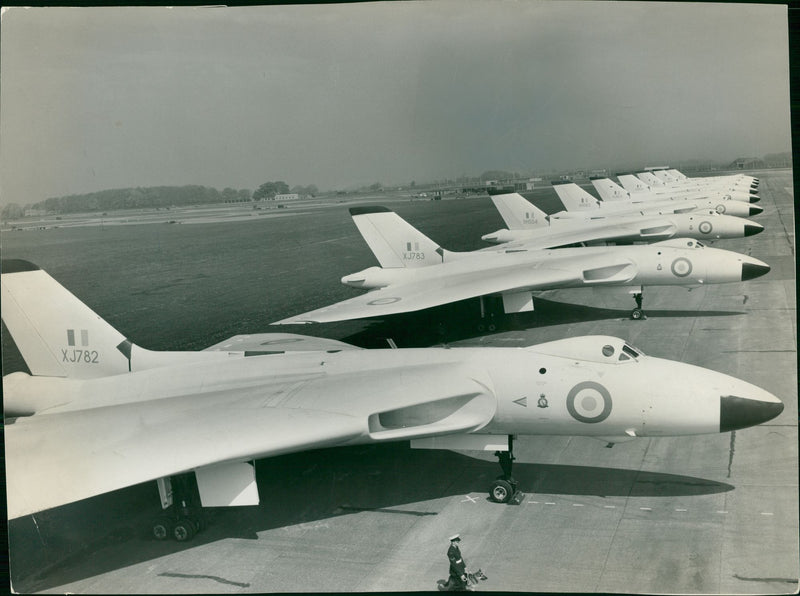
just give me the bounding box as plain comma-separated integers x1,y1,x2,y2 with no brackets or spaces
5,169,797,594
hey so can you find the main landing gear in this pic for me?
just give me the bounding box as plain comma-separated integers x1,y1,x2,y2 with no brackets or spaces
151,473,206,542
630,287,647,320
490,436,524,504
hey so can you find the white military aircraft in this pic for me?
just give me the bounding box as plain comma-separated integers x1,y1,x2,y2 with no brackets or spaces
482,192,763,246
642,169,758,190
651,168,758,189
592,175,758,204
623,171,758,196
663,168,758,188
550,182,762,219
0,260,784,529
274,206,770,324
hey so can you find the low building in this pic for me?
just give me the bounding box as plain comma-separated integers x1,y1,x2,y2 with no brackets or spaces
273,193,300,201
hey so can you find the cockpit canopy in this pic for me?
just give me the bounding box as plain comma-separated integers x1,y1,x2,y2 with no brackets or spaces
529,335,644,364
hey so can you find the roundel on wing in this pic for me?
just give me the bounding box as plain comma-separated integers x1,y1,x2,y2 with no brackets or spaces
698,221,713,234
367,297,402,306
566,381,612,423
715,204,726,214
670,257,693,277
260,338,304,345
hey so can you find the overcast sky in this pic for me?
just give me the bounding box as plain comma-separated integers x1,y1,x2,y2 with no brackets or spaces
0,1,791,204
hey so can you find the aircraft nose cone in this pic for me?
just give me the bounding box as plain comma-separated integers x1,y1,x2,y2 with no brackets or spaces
741,260,770,281
744,223,764,237
749,205,764,216
720,395,784,432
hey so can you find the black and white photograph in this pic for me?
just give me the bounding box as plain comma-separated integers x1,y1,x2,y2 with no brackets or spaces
0,1,796,593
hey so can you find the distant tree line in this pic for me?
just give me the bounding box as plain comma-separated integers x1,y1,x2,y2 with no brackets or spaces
22,185,252,215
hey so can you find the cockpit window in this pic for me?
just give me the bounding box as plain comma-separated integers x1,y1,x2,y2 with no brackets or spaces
618,353,630,361
602,345,615,357
695,241,705,248
622,344,640,359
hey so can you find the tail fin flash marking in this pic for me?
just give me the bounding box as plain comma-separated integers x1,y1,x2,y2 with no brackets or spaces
349,207,444,268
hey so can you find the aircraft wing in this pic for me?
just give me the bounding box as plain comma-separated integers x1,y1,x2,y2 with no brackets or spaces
272,252,635,324
5,361,494,518
495,220,679,250
204,332,363,352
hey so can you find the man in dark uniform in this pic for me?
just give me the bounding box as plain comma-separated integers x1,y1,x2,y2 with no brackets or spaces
444,534,468,590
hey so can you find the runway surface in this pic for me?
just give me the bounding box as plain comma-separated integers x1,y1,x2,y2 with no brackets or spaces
3,169,797,593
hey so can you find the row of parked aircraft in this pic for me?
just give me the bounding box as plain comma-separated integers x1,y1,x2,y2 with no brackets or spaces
1,168,781,542
275,170,767,324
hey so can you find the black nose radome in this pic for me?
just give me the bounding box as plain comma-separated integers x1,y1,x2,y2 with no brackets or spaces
741,262,770,281
720,396,783,432
744,223,764,237
749,205,763,216
749,195,760,203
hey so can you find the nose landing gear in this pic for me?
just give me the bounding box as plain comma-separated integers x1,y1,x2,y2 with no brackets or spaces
630,288,647,320
490,436,524,504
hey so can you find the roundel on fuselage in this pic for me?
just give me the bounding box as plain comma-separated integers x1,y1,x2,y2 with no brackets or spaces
698,221,713,235
566,381,612,423
715,204,726,213
670,257,693,278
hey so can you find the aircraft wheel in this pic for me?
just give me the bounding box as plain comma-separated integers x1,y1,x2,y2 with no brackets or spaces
490,479,513,503
631,308,644,320
488,324,496,332
173,518,196,542
477,323,485,332
152,516,173,541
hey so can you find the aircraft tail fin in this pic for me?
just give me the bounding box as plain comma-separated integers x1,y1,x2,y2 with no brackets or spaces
489,193,549,230
349,207,446,268
652,169,677,183
617,173,651,193
590,177,630,202
636,171,666,187
1,260,132,379
551,182,600,211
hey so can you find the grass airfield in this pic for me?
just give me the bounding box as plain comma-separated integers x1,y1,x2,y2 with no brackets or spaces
2,169,797,593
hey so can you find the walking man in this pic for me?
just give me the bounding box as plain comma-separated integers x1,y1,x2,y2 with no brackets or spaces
444,534,468,590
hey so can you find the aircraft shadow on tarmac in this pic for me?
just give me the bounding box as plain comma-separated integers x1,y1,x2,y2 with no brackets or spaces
11,442,733,591
331,296,746,348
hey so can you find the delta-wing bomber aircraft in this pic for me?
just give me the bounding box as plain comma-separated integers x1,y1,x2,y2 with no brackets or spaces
590,176,758,204
274,206,769,324
618,171,759,198
550,181,762,219
637,169,758,193
650,168,758,189
1,260,784,539
481,191,763,246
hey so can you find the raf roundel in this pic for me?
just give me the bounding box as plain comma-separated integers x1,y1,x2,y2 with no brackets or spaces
566,381,612,423
367,297,401,306
670,257,693,278
715,204,726,214
698,221,713,235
